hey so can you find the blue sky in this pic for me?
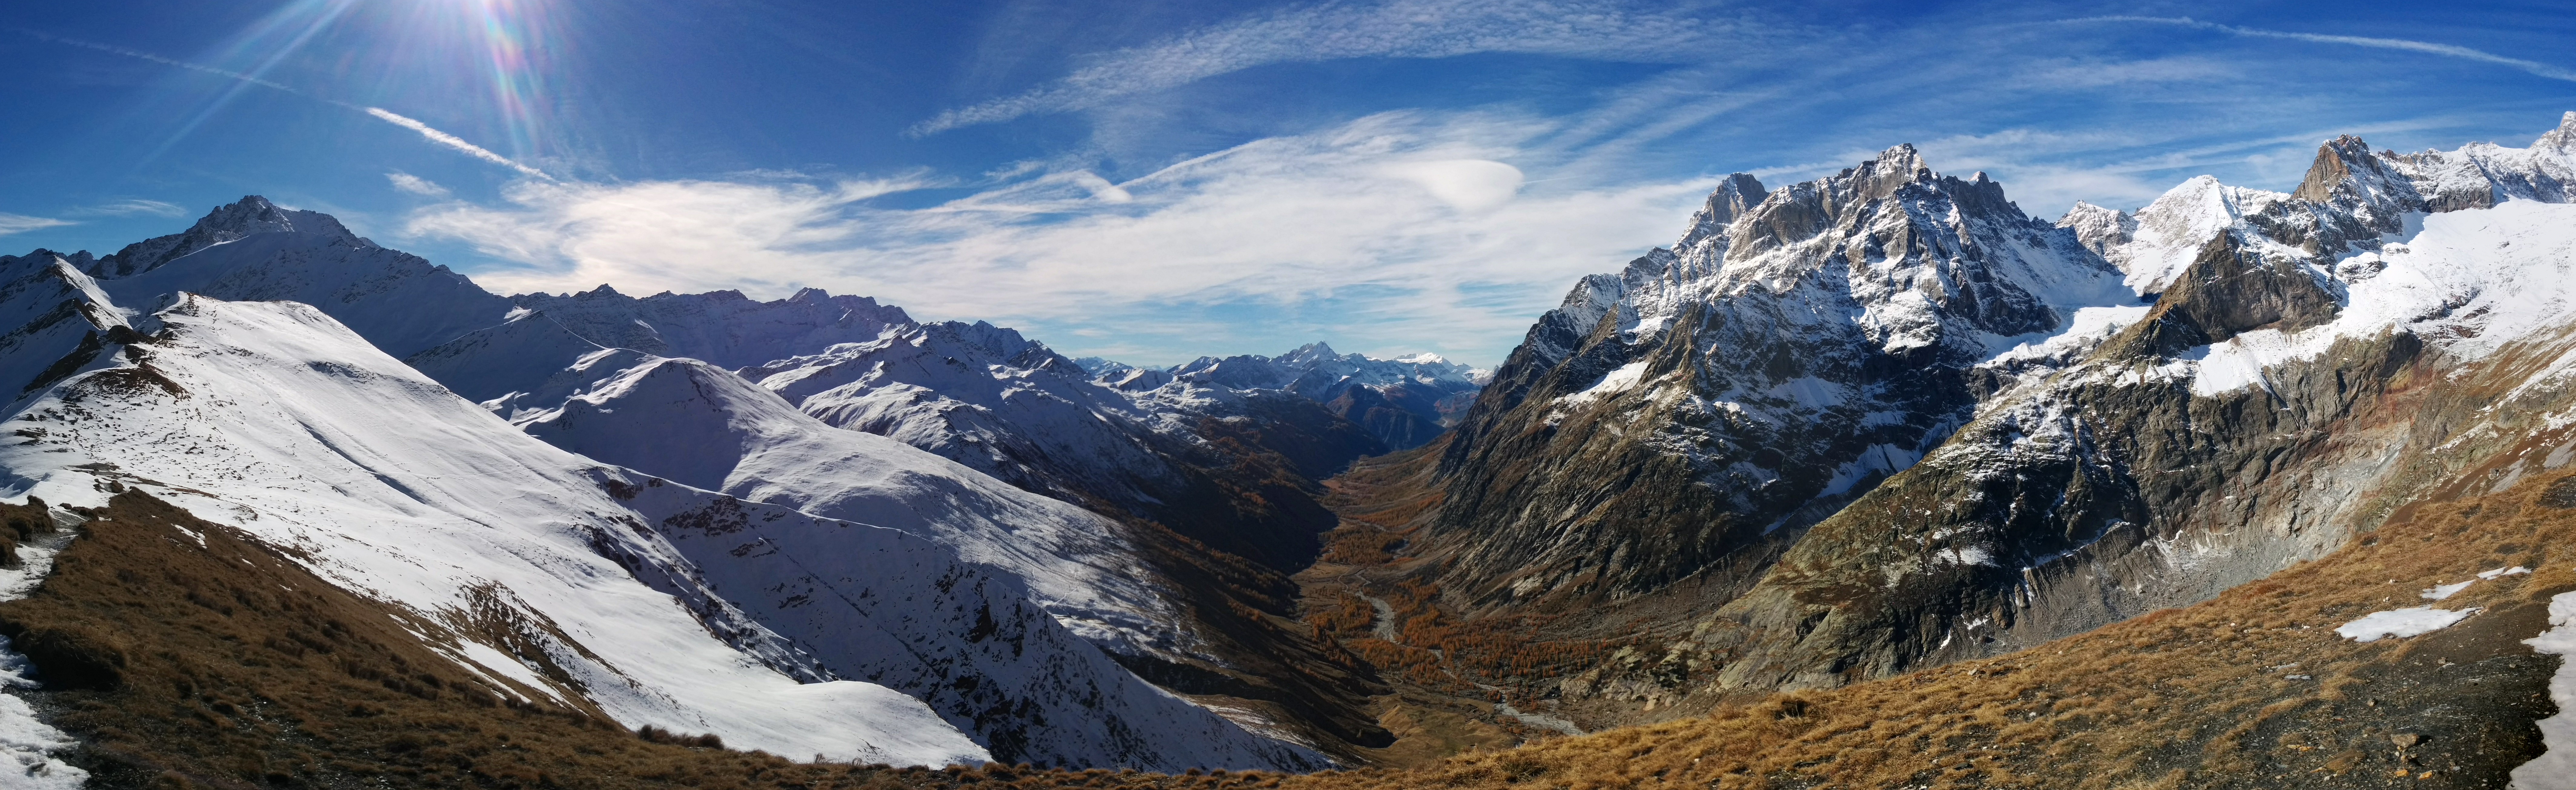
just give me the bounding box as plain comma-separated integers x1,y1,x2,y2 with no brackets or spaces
4,0,2573,367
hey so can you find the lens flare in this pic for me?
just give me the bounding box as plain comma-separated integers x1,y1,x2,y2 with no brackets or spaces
458,0,558,167
143,0,357,164
102,0,571,178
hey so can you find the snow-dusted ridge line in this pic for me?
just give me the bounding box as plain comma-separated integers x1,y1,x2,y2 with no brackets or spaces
513,354,1192,658
0,292,991,766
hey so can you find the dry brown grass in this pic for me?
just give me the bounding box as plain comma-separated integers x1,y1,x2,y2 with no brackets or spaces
0,495,58,567
1237,468,2576,790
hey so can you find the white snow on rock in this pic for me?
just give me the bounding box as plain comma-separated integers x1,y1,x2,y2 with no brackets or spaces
1555,360,1650,407
2424,580,2476,600
745,321,1190,507
2185,200,2576,397
0,253,131,411
88,197,513,359
2335,606,2481,642
0,511,87,789
0,294,989,767
2102,176,2291,294
514,355,1190,657
2511,586,2576,789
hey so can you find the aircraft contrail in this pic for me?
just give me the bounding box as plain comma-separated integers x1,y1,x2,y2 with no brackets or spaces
21,29,557,180
2068,16,2576,83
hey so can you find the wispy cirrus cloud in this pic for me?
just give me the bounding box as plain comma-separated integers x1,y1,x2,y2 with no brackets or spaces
65,199,187,218
386,171,453,198
911,0,1742,135
0,214,75,237
2066,16,2576,83
411,111,1713,363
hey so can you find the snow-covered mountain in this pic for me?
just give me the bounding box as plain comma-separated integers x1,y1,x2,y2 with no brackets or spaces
507,284,915,368
1428,144,2133,605
746,321,1189,511
0,290,988,766
1360,111,2576,731
512,354,1186,655
1147,343,1486,450
0,197,1371,769
70,196,513,358
507,353,1326,768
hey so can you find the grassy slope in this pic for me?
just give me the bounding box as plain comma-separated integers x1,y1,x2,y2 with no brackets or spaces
1249,467,2576,790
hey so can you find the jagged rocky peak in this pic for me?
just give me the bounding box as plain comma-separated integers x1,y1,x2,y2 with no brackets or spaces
2541,110,2576,151
89,195,367,278
2289,134,2385,202
1674,172,1770,251
1422,143,2136,610
2109,114,2576,294
2055,201,2137,259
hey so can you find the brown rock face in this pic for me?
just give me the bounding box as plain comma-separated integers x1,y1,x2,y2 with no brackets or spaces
2123,233,2343,355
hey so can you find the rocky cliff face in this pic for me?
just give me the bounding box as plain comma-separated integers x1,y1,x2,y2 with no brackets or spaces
1354,112,2576,727
1426,144,2129,610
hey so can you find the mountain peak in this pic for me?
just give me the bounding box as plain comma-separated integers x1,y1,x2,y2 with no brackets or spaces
1676,173,1769,250
1280,341,1340,364
2290,134,2385,202
2540,110,2576,151
1875,143,1930,176
89,196,368,278
190,195,358,242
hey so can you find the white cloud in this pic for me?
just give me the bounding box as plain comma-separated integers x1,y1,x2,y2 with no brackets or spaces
0,214,74,237
912,0,1739,134
386,171,453,198
1382,160,1524,211
408,112,1711,363
66,199,186,218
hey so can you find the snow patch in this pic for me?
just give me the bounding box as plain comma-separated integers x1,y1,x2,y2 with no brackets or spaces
0,523,86,789
2512,589,2576,788
2335,606,2480,642
1556,361,1650,407
2423,581,2475,600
